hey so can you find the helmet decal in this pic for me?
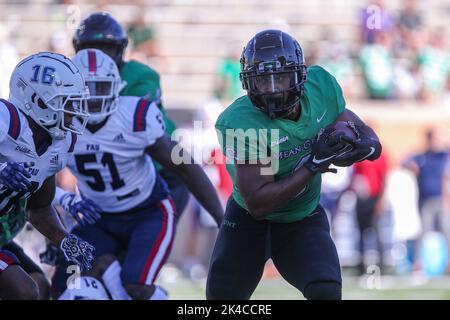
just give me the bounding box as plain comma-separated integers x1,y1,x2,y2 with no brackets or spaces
9,52,90,139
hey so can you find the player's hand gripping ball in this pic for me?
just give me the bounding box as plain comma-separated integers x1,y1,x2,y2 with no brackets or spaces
329,121,359,141
331,121,381,167
304,127,348,174
327,121,359,167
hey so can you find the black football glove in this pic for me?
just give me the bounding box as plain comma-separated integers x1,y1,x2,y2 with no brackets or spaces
332,134,382,167
304,127,348,174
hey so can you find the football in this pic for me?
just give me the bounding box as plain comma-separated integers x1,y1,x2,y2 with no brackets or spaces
330,121,358,141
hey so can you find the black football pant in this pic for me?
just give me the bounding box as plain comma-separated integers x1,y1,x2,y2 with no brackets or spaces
206,198,342,300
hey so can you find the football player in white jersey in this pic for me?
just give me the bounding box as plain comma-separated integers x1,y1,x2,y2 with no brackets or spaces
0,52,95,299
53,49,224,300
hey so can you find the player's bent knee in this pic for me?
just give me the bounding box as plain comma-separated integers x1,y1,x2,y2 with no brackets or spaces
303,281,342,300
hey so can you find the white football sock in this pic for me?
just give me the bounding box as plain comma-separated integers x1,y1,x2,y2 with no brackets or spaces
102,260,131,300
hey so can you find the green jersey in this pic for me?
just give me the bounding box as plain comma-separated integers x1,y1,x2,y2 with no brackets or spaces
215,66,346,223
120,60,176,136
0,199,26,247
120,60,176,172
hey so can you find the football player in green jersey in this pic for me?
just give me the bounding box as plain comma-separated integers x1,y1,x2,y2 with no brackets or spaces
207,30,382,300
72,12,189,216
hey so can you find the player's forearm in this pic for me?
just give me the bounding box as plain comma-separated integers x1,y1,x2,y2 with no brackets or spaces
242,167,314,219
177,163,224,226
28,205,68,246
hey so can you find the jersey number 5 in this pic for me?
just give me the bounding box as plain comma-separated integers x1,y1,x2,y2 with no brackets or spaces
75,153,125,192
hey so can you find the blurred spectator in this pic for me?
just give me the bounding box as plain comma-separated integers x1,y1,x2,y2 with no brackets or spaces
386,167,422,273
392,60,420,100
360,0,395,44
398,0,423,33
0,24,19,98
321,166,353,233
351,149,389,275
416,28,450,103
403,127,450,270
442,154,450,271
127,13,158,59
48,30,71,56
267,17,291,34
214,42,244,102
317,42,356,99
207,148,233,205
403,128,448,222
359,31,395,99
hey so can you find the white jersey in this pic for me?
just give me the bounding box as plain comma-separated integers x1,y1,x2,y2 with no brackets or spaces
59,276,110,300
0,99,75,214
67,96,165,213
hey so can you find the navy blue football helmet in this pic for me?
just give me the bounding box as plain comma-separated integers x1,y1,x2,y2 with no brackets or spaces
73,12,128,66
240,29,307,119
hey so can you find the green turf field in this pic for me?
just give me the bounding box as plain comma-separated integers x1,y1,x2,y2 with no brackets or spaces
159,272,450,300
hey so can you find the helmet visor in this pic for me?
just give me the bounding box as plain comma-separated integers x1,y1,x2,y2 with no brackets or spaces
247,70,300,117
253,72,296,95
87,80,113,97
85,78,117,118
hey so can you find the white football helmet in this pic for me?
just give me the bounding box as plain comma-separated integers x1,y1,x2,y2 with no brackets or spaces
9,52,89,139
72,49,125,125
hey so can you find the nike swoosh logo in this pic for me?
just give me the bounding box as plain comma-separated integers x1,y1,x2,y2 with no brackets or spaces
360,147,376,161
317,110,327,123
312,154,335,164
